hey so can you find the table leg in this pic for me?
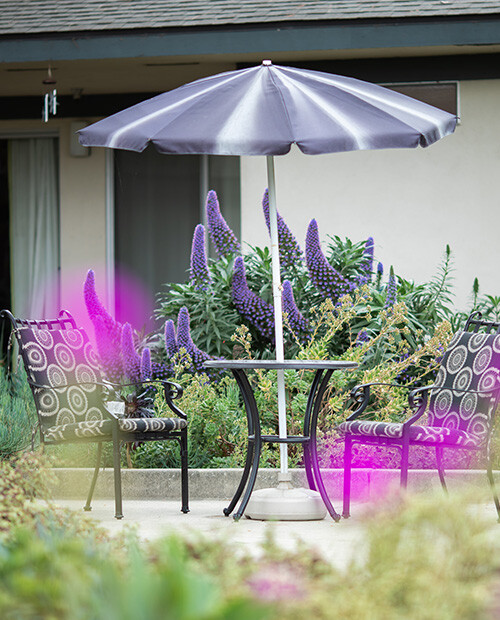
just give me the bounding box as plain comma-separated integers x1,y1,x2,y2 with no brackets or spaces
234,433,262,521
223,438,254,516
309,370,341,521
230,369,262,521
303,371,323,492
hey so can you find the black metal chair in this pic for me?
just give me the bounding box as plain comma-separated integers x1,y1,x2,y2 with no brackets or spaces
1,309,189,519
338,311,500,519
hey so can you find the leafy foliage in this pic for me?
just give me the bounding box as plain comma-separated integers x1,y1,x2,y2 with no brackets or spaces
0,459,499,620
0,366,37,459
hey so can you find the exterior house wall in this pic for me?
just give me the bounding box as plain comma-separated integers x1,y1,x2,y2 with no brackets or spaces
0,117,107,328
240,79,500,311
2,78,498,321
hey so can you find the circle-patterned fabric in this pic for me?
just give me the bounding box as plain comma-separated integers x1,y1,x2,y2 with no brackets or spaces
429,330,500,442
18,327,107,431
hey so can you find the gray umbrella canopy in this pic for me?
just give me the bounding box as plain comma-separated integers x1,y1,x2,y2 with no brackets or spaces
79,61,457,477
78,61,456,156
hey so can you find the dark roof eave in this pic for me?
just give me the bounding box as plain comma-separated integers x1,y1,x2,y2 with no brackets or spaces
1,14,500,63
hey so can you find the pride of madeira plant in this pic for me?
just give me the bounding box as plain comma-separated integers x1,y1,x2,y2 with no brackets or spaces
156,188,456,368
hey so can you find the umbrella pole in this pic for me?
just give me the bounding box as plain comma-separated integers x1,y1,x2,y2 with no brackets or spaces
243,158,326,521
266,155,288,476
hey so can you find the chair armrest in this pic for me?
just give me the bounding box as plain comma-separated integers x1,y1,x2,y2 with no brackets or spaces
347,382,414,421
403,384,436,428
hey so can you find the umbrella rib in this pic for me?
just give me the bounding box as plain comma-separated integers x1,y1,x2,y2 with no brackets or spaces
267,68,296,145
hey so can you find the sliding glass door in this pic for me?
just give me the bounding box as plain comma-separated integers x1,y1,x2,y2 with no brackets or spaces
114,148,240,329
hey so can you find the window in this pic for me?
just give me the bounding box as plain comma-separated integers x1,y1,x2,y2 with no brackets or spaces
383,82,459,117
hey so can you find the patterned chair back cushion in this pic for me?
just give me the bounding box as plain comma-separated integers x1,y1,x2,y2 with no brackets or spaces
429,330,500,442
17,327,109,431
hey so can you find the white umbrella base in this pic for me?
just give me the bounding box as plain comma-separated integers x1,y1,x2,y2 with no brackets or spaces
244,475,327,521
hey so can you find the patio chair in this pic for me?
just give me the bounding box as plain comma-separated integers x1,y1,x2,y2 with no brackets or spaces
1,309,189,519
338,311,500,520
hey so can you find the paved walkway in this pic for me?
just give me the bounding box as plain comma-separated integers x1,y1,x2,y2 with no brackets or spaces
55,499,369,570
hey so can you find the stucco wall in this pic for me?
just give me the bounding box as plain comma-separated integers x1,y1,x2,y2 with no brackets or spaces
240,79,500,311
0,117,107,330
57,119,107,331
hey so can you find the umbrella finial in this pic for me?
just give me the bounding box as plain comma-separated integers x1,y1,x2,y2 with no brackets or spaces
262,59,272,66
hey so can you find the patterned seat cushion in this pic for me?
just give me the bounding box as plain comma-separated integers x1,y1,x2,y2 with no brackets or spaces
427,330,500,443
17,327,108,431
44,417,187,442
338,420,483,448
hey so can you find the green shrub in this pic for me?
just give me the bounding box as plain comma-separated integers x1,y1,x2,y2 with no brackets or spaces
0,366,37,459
0,453,499,620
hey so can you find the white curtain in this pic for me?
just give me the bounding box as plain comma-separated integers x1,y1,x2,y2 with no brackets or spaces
9,138,59,318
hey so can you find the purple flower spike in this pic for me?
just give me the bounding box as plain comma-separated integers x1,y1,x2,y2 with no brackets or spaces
121,323,141,383
190,224,212,290
165,319,178,358
305,220,355,301
385,267,398,308
177,306,216,375
355,330,370,347
84,269,124,381
141,347,152,382
282,280,311,339
232,257,275,342
92,315,123,382
262,189,303,269
358,237,374,285
206,190,240,258
377,262,384,277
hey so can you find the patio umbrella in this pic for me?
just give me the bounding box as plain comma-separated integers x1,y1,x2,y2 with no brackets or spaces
79,61,457,513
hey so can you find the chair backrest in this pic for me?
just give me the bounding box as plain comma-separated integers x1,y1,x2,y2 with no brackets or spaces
1,310,109,433
428,311,500,442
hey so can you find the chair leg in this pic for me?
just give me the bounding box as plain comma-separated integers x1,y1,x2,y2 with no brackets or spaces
486,458,500,522
400,438,410,489
180,432,189,514
342,435,352,519
84,442,103,512
436,446,448,493
112,430,123,520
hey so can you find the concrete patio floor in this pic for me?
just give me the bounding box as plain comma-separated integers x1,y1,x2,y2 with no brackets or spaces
54,498,367,570
53,497,499,571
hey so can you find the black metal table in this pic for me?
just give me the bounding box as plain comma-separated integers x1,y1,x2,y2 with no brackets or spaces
204,359,358,521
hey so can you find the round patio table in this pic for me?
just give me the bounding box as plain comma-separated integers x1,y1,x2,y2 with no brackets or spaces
204,359,358,521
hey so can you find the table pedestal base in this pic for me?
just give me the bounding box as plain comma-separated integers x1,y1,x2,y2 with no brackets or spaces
244,474,327,521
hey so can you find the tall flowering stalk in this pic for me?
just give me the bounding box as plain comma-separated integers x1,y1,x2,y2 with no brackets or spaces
190,224,212,290
282,280,311,341
358,237,374,285
376,263,384,287
262,189,303,270
121,323,141,383
177,306,217,375
140,348,152,382
206,190,240,258
84,269,124,381
165,320,178,358
232,257,275,342
385,266,398,308
305,219,354,301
